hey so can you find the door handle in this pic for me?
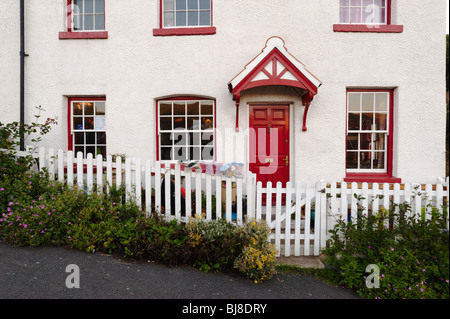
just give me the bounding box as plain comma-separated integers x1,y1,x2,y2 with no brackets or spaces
282,155,289,166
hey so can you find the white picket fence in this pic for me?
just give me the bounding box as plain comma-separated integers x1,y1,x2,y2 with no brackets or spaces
5,147,449,258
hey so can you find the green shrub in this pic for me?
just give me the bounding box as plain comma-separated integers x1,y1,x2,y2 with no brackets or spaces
322,202,449,299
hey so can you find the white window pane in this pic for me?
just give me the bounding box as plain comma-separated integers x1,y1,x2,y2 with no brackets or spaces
174,147,188,161
73,15,83,30
161,147,172,160
95,14,105,30
375,7,386,24
188,0,198,10
202,147,214,160
348,94,361,112
95,102,105,115
174,102,186,115
85,0,94,14
164,12,174,27
351,0,362,5
75,132,84,145
340,7,349,23
176,0,186,10
375,93,388,111
350,7,362,23
199,0,210,9
73,0,83,14
176,11,187,26
375,113,387,130
84,14,94,30
95,0,104,14
164,0,175,10
201,101,213,115
73,102,83,115
361,93,374,111
199,10,211,26
188,11,199,26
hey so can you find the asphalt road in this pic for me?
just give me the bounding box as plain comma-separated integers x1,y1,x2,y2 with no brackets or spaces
0,240,359,303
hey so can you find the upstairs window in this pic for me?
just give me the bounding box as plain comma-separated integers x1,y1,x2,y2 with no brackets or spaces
334,0,403,33
59,0,108,39
154,0,216,36
72,0,106,31
339,0,387,25
163,0,212,28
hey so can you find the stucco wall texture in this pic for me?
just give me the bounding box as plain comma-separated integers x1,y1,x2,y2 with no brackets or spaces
0,0,447,184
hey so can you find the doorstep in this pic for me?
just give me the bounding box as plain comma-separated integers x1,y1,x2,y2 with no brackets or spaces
276,256,325,269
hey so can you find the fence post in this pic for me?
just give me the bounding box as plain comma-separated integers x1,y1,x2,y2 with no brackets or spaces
48,148,55,180
76,151,83,189
205,172,212,221
67,151,74,187
294,182,302,256
164,165,171,217
246,171,255,220
39,147,45,172
155,162,161,214
284,181,292,257
145,160,152,217
57,148,65,183
266,181,272,225
316,180,326,256
195,168,202,217
215,173,221,220
174,163,181,220
125,158,131,203
185,167,192,218
135,159,142,209
96,154,103,195
236,177,243,225
340,181,348,221
86,152,93,194
275,182,282,257
225,177,232,222
115,156,122,187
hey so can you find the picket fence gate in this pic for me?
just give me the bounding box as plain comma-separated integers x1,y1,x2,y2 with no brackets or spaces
7,147,449,258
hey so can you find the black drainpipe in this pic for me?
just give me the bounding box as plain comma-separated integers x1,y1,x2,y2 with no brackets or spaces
19,0,28,151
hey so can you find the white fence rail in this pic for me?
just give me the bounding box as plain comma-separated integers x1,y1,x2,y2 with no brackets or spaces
6,147,448,258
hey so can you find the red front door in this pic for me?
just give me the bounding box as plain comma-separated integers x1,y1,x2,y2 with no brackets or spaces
249,105,290,200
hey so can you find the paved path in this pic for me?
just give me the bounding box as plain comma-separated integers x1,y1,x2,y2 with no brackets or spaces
0,241,359,301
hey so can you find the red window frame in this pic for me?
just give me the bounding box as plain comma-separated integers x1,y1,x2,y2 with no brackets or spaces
155,96,217,162
59,0,108,39
153,0,216,36
344,89,401,183
334,0,403,33
67,97,106,153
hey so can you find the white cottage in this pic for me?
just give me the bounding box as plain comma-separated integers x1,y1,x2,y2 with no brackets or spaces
0,0,447,186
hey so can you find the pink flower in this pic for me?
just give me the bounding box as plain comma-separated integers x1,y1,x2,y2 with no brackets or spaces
23,224,27,228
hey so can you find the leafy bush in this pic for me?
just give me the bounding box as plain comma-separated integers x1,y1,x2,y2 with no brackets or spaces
233,219,277,283
322,202,449,299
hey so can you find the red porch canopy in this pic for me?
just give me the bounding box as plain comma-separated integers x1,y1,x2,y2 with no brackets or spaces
228,36,322,131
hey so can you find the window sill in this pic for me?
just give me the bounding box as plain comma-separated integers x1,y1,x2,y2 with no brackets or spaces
333,24,403,33
344,174,402,184
59,31,109,40
153,27,216,36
